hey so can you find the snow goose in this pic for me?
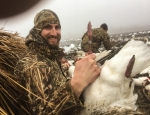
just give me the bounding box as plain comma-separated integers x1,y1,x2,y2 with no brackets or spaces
145,83,150,91
144,37,150,46
140,65,150,77
133,77,149,87
79,39,150,115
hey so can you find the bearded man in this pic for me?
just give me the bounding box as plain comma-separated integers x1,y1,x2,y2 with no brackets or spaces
15,9,100,115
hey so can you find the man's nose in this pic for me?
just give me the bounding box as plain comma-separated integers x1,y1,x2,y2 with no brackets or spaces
51,28,57,36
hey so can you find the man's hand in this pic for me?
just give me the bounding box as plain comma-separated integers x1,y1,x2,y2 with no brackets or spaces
70,54,100,98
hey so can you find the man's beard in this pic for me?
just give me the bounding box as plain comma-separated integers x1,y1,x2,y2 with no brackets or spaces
48,43,59,50
46,35,60,50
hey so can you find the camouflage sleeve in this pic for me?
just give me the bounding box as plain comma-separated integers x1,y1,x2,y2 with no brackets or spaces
102,33,112,50
81,32,89,52
15,59,84,115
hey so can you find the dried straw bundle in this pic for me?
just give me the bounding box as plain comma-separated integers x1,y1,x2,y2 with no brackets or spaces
0,31,31,115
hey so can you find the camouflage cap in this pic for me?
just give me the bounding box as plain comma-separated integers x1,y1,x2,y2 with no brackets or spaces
34,9,60,30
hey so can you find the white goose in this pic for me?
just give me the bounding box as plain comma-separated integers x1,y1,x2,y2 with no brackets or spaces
140,65,150,75
68,39,150,114
133,77,149,87
145,83,150,91
144,37,150,46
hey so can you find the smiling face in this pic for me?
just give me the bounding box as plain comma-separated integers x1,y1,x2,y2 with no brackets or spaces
40,23,61,49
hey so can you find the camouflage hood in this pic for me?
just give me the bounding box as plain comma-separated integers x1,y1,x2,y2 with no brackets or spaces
25,9,64,60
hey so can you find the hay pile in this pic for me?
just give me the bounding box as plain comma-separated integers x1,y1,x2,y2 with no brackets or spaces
0,30,31,115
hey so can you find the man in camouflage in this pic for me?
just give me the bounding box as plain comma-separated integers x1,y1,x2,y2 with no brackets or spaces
15,9,100,115
81,23,112,53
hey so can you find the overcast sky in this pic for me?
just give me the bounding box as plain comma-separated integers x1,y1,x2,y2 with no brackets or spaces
0,0,150,40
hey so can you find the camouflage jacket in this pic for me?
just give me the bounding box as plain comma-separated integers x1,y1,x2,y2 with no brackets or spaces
14,41,84,115
81,28,112,53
